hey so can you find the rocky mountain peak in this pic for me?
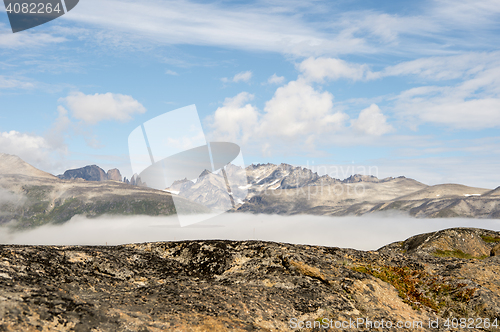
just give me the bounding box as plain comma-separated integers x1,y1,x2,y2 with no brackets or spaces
342,174,380,183
199,169,212,178
380,227,500,258
58,165,108,181
0,153,56,179
106,168,122,182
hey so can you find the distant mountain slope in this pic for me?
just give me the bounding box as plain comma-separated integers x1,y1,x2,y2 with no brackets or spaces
0,153,56,179
368,184,500,218
0,156,209,228
235,164,429,216
483,186,500,197
3,154,500,223
392,183,489,201
164,161,500,218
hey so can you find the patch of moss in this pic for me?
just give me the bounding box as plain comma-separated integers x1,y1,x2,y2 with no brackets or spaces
481,235,500,243
433,249,488,260
351,264,477,314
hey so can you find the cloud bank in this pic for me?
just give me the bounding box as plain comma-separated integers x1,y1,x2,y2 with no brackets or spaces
1,213,499,250
60,92,146,125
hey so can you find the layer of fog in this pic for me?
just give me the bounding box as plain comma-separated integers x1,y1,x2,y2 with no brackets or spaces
1,213,499,250
0,188,21,205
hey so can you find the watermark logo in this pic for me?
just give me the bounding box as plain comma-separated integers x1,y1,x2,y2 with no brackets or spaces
128,105,248,227
3,0,79,33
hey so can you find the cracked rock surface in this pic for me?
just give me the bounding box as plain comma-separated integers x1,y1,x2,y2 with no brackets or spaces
1,227,500,331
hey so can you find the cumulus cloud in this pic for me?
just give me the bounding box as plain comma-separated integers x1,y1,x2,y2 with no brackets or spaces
208,78,350,156
266,74,285,85
259,78,348,139
0,130,61,171
208,92,259,143
298,57,369,82
351,104,394,136
222,71,252,83
60,92,146,125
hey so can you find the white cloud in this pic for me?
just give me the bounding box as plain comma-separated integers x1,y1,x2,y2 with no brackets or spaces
399,97,500,129
61,92,146,125
2,214,500,252
64,0,500,58
392,63,500,129
0,76,35,89
0,131,61,172
233,71,252,83
368,52,500,81
165,69,178,75
431,0,500,29
351,104,394,136
208,92,259,143
0,23,66,48
0,188,22,206
222,71,253,83
44,106,71,152
266,74,285,85
66,0,375,57
298,57,369,82
259,78,348,140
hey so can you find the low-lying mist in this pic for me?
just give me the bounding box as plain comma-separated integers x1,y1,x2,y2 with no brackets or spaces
1,213,499,250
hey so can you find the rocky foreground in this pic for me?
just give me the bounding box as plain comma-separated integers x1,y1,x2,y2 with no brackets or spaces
1,228,500,331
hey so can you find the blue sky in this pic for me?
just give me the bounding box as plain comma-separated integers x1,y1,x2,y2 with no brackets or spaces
0,0,500,188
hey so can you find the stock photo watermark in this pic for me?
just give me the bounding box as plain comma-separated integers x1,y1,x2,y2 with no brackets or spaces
128,105,248,227
3,0,79,33
290,317,499,330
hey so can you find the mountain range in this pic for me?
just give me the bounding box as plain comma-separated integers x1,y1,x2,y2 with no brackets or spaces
0,153,208,228
1,153,499,228
168,162,500,218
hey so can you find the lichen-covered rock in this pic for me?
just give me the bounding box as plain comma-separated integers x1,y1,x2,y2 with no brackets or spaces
1,228,500,331
491,242,500,256
380,227,500,258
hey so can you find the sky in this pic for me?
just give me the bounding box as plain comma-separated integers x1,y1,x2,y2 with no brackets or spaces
1,0,500,188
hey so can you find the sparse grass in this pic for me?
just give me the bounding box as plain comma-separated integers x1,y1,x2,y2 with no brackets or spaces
481,235,500,243
351,264,477,314
433,249,488,260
